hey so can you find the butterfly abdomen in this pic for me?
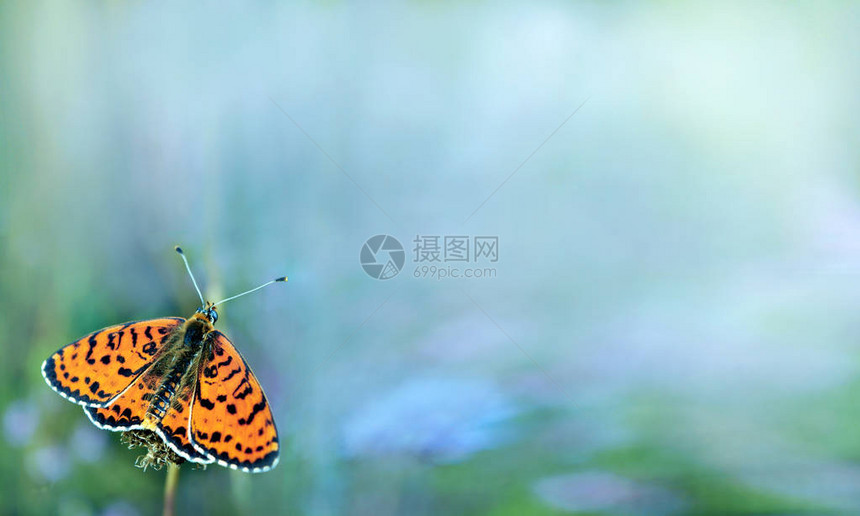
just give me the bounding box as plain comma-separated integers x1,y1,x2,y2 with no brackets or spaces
148,370,181,420
144,319,209,423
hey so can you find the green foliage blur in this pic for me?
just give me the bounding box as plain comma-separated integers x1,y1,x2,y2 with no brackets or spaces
1,1,859,515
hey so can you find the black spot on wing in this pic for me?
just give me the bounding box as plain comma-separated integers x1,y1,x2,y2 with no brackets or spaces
158,421,210,462
239,401,267,426
85,333,98,365
118,363,149,378
107,332,118,350
233,378,253,400
42,356,106,406
222,368,242,382
85,406,142,429
206,447,280,471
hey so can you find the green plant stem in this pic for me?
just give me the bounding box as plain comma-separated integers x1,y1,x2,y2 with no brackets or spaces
163,463,180,516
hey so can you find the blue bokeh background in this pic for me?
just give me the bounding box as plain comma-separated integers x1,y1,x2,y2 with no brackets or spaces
1,2,859,514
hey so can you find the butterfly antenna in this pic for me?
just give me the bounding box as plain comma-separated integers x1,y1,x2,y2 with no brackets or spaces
214,276,288,306
175,246,206,306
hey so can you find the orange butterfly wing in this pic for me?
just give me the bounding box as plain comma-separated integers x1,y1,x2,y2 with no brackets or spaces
83,368,213,464
155,388,214,464
42,318,184,407
189,331,280,472
84,369,160,429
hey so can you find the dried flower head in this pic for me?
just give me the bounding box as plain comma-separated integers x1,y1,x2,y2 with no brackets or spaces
122,430,188,471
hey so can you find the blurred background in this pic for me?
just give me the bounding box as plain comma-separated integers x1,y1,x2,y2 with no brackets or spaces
1,1,859,515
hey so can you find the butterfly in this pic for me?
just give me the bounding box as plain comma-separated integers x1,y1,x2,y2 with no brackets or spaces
41,246,286,473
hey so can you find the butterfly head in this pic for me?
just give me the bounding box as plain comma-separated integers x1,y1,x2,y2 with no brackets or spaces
196,301,219,324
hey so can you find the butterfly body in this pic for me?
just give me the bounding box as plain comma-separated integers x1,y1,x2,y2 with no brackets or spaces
139,313,211,427
42,306,280,472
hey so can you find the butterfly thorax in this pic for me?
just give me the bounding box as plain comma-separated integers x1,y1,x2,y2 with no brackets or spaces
141,316,213,428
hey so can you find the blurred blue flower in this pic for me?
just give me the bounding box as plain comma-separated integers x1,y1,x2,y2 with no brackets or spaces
533,471,685,515
56,496,92,516
341,377,516,462
27,445,71,483
101,500,140,516
71,421,108,464
3,399,40,447
415,315,513,363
